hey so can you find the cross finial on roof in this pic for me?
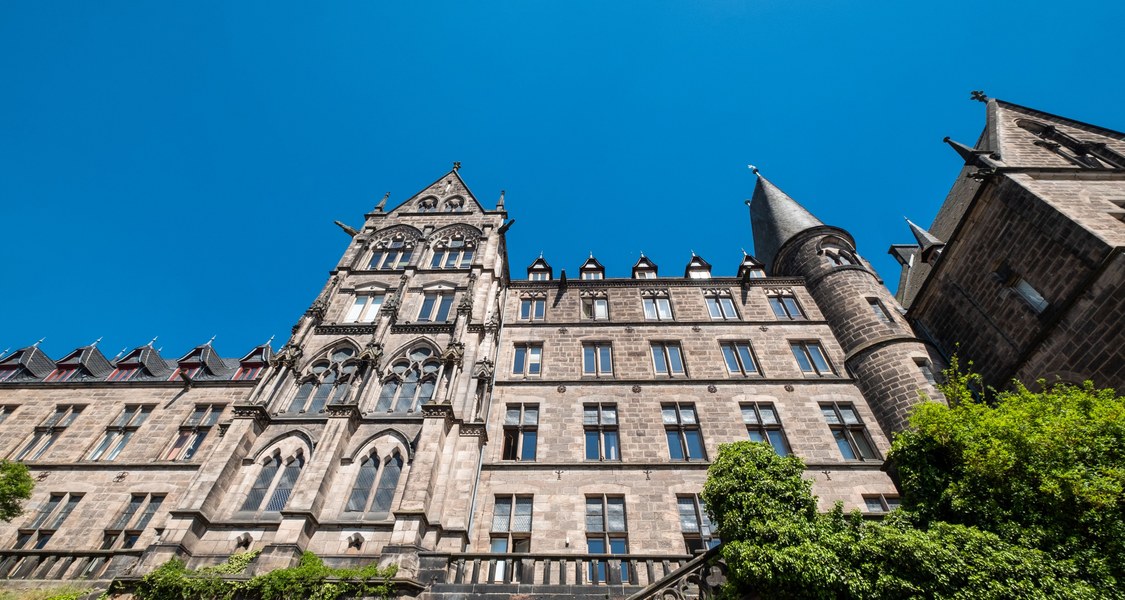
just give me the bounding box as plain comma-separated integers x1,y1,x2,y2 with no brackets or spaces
748,164,760,175
453,161,461,171
970,90,989,103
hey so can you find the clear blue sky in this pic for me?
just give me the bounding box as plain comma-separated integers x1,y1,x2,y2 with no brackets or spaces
3,1,1123,361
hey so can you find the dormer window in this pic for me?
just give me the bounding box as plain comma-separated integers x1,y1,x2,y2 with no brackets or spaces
233,364,264,381
579,256,606,280
684,255,712,279
530,272,550,281
527,257,553,281
108,366,142,382
632,255,658,279
582,271,603,280
0,366,20,382
44,367,80,382
169,365,203,382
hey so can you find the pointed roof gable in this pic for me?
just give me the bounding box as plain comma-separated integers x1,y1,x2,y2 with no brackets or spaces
240,343,273,364
736,254,766,279
579,255,606,278
906,218,945,262
115,345,172,378
632,254,658,278
526,256,553,280
177,343,228,375
0,345,56,380
52,345,114,379
684,254,712,278
388,167,489,215
749,173,826,272
986,99,1125,168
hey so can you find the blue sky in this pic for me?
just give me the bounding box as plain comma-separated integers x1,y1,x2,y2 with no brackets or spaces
3,1,1123,361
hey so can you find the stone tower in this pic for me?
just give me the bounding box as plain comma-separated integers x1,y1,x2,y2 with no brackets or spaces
749,171,944,434
141,165,509,577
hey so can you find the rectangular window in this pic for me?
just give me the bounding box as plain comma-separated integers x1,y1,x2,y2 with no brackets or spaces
663,403,706,461
164,404,224,461
345,294,385,323
677,495,719,553
489,495,533,581
581,297,609,320
584,404,620,461
529,272,550,281
512,344,542,376
720,342,759,376
418,292,454,322
107,367,142,382
582,342,613,377
233,365,264,381
103,494,164,549
741,403,790,456
1012,278,1049,313
705,295,739,320
822,402,879,461
89,405,152,461
16,405,84,461
519,297,546,321
863,494,901,513
642,296,674,320
867,298,892,323
791,341,833,376
768,294,805,320
17,493,82,549
430,240,474,269
586,496,629,583
502,404,538,461
651,342,686,376
44,368,80,382
581,272,604,280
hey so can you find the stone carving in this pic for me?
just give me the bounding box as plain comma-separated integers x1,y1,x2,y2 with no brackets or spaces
472,359,495,380
442,342,465,367
556,385,567,393
358,341,384,372
270,344,303,371
707,384,717,393
632,385,642,393
314,324,378,335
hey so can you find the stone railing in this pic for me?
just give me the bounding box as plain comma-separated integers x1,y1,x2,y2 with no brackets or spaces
624,545,728,600
0,549,143,581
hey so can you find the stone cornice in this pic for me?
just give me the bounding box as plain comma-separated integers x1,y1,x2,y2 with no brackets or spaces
508,277,805,290
495,376,856,387
314,324,379,335
390,323,456,335
503,319,831,328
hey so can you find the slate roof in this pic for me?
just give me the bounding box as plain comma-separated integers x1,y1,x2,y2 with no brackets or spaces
749,173,825,273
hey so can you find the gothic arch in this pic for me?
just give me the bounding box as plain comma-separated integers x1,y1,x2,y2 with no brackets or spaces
344,429,414,463
372,341,444,413
247,429,315,464
428,223,483,242
370,224,423,243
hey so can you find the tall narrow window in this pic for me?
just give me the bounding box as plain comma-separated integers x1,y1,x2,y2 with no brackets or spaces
418,292,454,322
89,405,152,461
502,404,538,461
705,293,739,320
582,342,613,377
0,406,15,425
232,364,264,381
741,403,790,456
375,346,440,413
584,404,620,461
165,404,223,461
651,342,686,376
16,493,82,550
288,348,358,413
663,403,706,461
519,296,546,321
16,405,84,461
677,495,719,553
489,496,533,582
642,294,674,320
345,452,404,517
512,344,542,376
241,453,305,512
720,342,759,376
345,293,385,323
821,403,879,461
768,294,805,320
586,496,629,583
791,341,833,376
103,494,164,549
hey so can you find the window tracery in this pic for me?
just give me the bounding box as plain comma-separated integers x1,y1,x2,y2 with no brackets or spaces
288,347,359,414
429,234,476,269
345,449,405,518
368,231,420,270
375,346,441,413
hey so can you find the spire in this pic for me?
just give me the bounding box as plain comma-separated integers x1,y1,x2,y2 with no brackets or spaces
748,170,826,272
905,218,945,263
496,190,505,210
375,192,389,212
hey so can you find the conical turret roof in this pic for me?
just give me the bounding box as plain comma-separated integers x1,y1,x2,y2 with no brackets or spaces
749,172,825,272
906,218,943,253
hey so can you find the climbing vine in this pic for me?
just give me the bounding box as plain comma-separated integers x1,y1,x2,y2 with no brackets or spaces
127,550,396,600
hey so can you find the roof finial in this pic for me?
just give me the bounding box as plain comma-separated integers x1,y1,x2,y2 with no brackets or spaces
90,336,103,347
113,347,128,360
589,251,594,258
375,192,389,212
970,90,989,103
453,161,461,171
147,336,158,348
32,337,46,348
497,190,506,210
539,251,544,258
265,334,276,346
206,335,217,347
0,348,9,360
741,247,748,256
748,164,760,176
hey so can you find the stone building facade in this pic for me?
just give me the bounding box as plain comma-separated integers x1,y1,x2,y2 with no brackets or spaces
1,96,1111,597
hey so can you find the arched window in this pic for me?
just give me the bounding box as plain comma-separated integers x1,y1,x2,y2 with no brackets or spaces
429,235,476,269
375,346,441,412
820,241,858,267
369,234,416,270
288,348,358,413
345,451,405,516
444,196,465,212
241,453,305,512
417,196,438,213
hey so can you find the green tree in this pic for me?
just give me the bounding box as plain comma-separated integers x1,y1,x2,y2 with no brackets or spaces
0,460,33,522
702,367,1125,598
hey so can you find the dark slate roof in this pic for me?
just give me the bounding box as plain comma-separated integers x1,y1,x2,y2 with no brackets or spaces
632,254,658,276
683,254,712,277
239,343,273,364
527,256,552,271
749,173,825,273
177,343,230,378
906,218,944,254
115,345,174,379
53,345,114,379
579,256,605,272
0,346,56,378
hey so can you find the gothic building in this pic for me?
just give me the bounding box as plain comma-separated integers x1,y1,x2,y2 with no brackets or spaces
0,97,1118,598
